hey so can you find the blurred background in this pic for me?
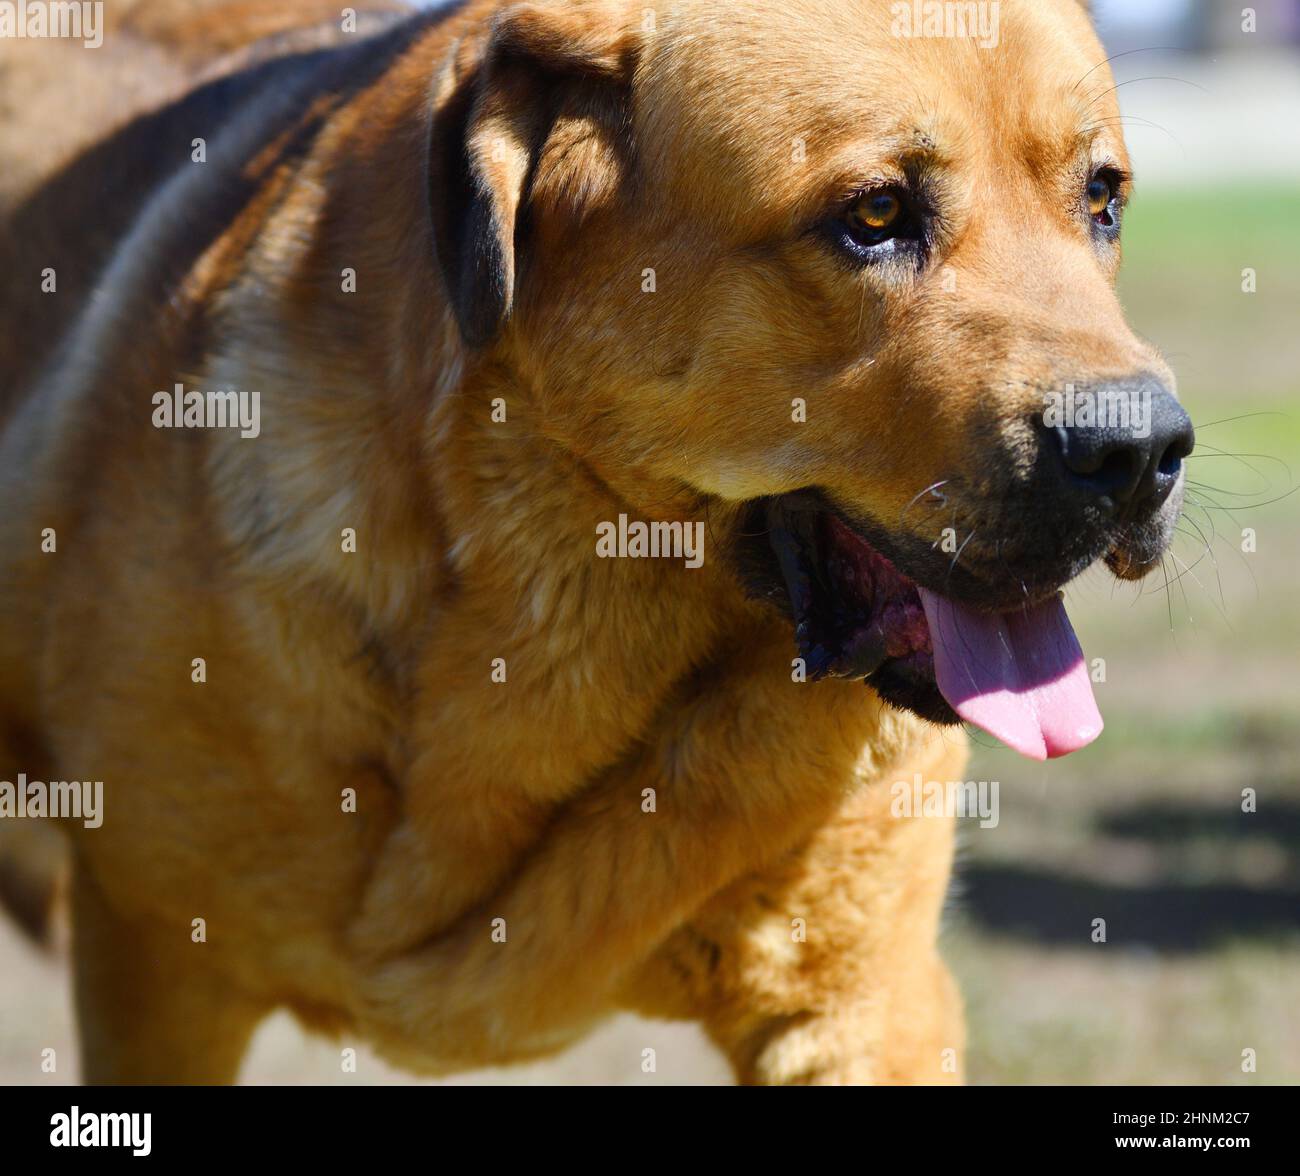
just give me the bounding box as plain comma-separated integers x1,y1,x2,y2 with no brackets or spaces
2,0,1298,1084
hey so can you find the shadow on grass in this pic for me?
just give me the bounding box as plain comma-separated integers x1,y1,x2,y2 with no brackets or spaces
960,801,1300,950
960,864,1300,950
1100,801,1300,850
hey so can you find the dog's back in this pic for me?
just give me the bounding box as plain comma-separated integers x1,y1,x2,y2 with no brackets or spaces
0,0,422,944
0,0,418,417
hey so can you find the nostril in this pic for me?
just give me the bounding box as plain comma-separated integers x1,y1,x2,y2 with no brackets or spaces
1096,448,1140,486
1156,420,1195,479
1156,447,1182,479
1150,413,1195,500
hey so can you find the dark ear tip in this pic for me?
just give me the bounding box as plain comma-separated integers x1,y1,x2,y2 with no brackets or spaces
450,201,511,348
450,273,506,345
455,309,502,350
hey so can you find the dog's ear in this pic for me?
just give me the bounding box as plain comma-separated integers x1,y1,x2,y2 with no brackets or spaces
429,2,639,348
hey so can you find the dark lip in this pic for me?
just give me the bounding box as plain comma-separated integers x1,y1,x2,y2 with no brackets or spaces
754,491,957,723
763,494,887,680
819,495,1087,615
776,488,1081,614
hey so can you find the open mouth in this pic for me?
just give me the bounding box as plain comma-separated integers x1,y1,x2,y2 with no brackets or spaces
762,492,1104,761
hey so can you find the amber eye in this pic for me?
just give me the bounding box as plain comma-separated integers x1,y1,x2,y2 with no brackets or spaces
1087,175,1114,218
834,186,925,260
851,190,903,232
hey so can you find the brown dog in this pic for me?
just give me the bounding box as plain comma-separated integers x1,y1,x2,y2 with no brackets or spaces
0,0,1191,1084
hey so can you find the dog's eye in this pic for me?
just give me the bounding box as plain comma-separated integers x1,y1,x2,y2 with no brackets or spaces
850,191,902,233
1086,177,1112,216
835,187,923,261
1085,170,1123,230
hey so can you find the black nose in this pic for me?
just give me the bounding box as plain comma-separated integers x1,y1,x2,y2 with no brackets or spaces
1049,377,1194,515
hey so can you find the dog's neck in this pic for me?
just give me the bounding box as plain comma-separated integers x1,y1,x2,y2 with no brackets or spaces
183,28,775,766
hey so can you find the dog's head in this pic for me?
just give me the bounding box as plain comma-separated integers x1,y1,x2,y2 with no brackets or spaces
430,0,1192,759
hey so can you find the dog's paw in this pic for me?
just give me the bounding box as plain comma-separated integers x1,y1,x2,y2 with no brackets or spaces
348,821,513,957
348,925,597,1071
347,825,447,959
344,941,472,1069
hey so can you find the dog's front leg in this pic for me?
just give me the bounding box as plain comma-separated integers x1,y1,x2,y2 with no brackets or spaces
348,575,720,959
347,626,907,1072
622,729,968,1085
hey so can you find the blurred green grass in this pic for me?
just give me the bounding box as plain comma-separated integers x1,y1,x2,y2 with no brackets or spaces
953,187,1300,1085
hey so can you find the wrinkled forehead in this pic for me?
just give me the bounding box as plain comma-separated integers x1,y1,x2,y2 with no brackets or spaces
634,0,1122,230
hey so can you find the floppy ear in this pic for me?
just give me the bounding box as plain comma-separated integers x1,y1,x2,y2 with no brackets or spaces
428,1,639,348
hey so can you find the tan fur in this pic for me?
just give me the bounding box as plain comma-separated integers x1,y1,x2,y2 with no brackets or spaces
0,0,1157,1084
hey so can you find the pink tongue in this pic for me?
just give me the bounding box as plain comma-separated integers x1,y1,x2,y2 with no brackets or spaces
917,588,1102,761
